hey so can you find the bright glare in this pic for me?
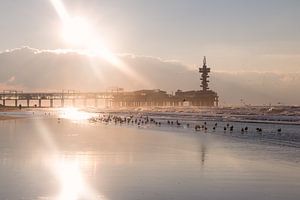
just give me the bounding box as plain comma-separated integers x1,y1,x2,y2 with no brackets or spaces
62,17,94,46
50,0,152,88
50,0,95,46
57,160,85,200
37,122,103,200
50,158,102,200
59,107,94,121
50,0,120,64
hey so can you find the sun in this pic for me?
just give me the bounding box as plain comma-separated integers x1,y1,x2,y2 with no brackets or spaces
50,0,151,87
62,16,94,46
50,0,96,46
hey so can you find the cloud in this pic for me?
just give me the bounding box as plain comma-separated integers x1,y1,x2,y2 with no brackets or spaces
0,47,299,105
211,71,300,105
7,76,15,83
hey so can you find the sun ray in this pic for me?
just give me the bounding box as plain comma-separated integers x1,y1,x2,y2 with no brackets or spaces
50,0,69,22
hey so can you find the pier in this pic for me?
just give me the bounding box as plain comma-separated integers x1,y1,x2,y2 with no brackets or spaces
0,89,218,108
0,90,114,108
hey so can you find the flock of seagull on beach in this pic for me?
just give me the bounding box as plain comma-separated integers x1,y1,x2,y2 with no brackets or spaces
86,114,284,136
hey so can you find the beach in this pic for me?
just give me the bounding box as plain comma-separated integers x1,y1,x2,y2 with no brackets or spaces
1,0,300,199
0,108,299,200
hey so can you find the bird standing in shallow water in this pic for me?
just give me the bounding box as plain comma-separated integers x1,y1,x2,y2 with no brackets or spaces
277,128,282,136
195,125,201,131
277,128,282,133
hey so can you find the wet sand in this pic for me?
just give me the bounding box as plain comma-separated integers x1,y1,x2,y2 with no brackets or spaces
0,117,299,200
0,116,18,120
0,110,22,120
0,108,23,120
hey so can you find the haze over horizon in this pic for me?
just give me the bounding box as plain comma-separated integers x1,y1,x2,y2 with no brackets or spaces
0,0,299,105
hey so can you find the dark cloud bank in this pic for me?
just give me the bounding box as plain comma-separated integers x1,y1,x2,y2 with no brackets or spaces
0,47,299,105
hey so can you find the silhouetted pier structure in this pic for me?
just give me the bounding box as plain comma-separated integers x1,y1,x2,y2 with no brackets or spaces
112,89,218,107
0,90,114,108
0,88,218,108
112,57,218,107
0,57,219,108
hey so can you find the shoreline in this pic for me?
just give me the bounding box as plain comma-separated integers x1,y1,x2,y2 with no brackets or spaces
0,108,299,147
0,106,300,125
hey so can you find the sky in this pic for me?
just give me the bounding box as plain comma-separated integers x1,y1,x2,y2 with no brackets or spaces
0,0,299,105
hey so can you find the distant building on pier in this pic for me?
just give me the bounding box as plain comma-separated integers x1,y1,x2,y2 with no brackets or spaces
112,57,219,107
173,57,219,106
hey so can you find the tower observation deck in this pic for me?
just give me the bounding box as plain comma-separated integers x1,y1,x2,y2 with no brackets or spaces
174,56,219,106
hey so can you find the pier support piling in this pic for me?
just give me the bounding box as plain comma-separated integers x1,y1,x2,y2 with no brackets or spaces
50,99,53,108
61,99,64,107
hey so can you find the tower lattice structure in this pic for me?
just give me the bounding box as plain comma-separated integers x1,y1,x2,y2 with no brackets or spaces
199,56,211,92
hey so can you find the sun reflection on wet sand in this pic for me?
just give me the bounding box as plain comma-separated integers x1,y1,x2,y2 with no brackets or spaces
59,107,95,121
56,160,85,199
35,120,106,200
49,157,100,200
